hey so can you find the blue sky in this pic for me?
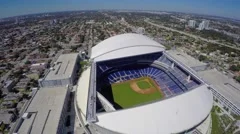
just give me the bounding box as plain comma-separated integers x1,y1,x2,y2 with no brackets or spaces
0,0,239,19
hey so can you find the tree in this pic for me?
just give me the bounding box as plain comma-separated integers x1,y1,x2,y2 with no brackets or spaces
80,61,88,67
13,53,20,59
229,65,240,72
165,45,171,50
198,55,208,61
0,123,5,132
175,42,182,46
0,90,2,98
29,79,38,87
235,76,240,83
70,46,78,52
98,32,105,40
11,70,23,78
25,60,31,65
6,63,14,69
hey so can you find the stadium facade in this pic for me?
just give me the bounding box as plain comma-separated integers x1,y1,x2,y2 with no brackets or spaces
75,33,213,134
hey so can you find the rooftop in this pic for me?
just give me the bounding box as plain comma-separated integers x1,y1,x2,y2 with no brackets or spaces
197,69,240,108
17,86,68,134
4,80,14,88
43,53,78,80
167,49,207,68
91,33,165,62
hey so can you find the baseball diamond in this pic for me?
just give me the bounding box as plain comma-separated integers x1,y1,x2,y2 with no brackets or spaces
111,77,164,108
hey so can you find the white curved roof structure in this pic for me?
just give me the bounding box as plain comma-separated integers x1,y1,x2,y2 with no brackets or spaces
76,33,213,134
91,33,165,61
96,85,213,134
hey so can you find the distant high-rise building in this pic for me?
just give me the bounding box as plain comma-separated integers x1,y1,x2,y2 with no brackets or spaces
188,20,196,28
15,18,19,24
50,19,58,25
198,22,205,30
198,20,210,30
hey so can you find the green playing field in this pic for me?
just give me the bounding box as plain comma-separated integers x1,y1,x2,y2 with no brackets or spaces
111,77,163,108
136,80,151,89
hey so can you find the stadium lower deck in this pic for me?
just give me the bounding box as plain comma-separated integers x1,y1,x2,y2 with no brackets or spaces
95,52,202,110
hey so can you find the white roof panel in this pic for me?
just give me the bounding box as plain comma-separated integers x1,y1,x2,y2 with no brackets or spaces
91,33,165,61
94,46,162,62
96,85,213,134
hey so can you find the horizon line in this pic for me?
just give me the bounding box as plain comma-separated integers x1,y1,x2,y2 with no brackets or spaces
0,9,239,21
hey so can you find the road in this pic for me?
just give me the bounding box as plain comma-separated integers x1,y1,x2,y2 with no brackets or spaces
69,24,84,46
145,19,240,51
58,24,84,48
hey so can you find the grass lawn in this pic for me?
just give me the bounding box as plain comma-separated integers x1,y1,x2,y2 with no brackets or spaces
26,73,39,80
17,88,26,92
211,108,225,134
0,99,3,104
111,80,162,108
136,80,151,89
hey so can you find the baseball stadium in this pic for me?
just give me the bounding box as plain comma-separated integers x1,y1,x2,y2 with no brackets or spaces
75,33,213,134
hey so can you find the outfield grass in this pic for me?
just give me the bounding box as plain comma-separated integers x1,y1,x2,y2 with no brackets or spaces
136,81,151,89
111,78,163,108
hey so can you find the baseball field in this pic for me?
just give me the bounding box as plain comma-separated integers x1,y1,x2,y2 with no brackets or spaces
111,77,164,108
